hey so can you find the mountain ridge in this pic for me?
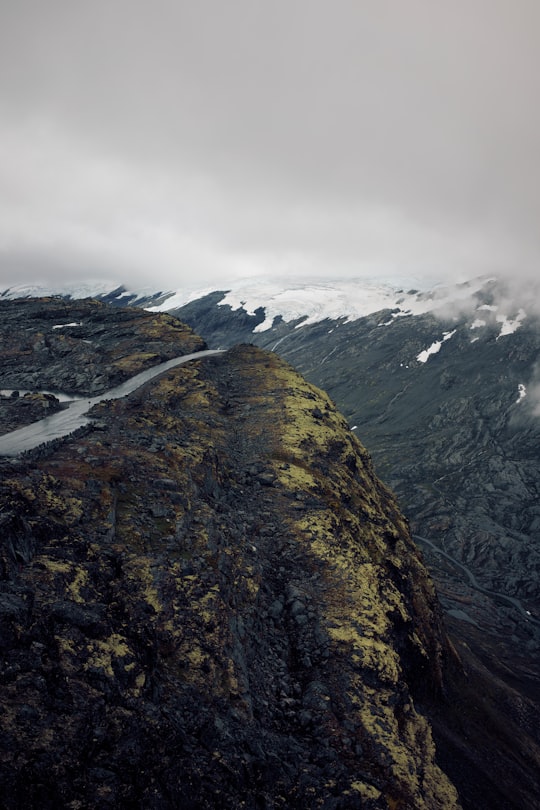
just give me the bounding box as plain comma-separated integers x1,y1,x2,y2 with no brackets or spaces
2,274,529,333
164,279,540,615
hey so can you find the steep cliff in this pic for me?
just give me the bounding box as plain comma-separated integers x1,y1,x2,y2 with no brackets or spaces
168,283,540,614
0,300,538,809
169,285,540,689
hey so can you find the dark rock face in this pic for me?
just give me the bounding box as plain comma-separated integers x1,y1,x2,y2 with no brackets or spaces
171,290,267,347
0,299,538,809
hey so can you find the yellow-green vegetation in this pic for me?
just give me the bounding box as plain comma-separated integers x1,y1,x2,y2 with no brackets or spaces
242,349,459,808
103,309,206,373
138,311,203,345
124,556,162,614
35,558,90,605
21,393,57,409
350,781,382,801
68,568,89,603
4,474,83,525
84,633,132,678
111,352,160,374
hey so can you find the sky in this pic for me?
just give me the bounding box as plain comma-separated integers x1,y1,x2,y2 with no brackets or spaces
1,0,539,293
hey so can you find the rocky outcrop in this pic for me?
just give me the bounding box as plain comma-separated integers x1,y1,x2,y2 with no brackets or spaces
0,297,205,397
0,392,65,435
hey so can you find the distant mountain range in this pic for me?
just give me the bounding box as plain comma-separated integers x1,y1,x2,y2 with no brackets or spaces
2,272,529,333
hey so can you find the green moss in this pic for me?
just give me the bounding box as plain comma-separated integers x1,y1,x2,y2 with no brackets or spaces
40,560,90,605
42,559,71,575
349,782,382,801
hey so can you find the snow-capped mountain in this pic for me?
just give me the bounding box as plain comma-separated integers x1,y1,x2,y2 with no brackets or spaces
147,273,532,339
2,273,532,341
151,274,484,322
0,280,174,309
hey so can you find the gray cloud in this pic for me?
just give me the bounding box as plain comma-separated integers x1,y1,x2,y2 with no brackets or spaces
1,1,539,291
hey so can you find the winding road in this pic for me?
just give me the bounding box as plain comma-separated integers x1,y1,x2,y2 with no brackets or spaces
413,533,540,628
0,349,224,457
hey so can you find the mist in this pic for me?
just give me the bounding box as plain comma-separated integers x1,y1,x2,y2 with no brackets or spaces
1,1,539,292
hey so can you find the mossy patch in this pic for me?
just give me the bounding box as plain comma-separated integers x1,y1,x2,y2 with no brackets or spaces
84,633,132,678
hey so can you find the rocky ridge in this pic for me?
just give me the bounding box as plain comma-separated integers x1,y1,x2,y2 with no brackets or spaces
0,299,538,808
168,282,540,645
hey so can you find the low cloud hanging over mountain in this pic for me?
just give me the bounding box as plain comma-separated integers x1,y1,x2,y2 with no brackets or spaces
1,1,540,290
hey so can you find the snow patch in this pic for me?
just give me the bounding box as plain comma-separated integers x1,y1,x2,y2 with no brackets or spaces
52,322,82,329
496,308,526,339
416,330,456,364
516,384,527,404
417,342,442,363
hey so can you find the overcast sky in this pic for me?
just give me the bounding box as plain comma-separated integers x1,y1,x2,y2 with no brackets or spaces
1,1,539,292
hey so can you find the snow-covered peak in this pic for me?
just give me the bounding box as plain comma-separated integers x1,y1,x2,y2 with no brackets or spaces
223,276,499,330
0,280,122,300
149,275,496,329
1,274,532,340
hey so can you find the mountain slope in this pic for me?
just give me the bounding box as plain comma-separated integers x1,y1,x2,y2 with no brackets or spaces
164,277,540,808
0,297,205,397
1,297,539,809
168,279,540,640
